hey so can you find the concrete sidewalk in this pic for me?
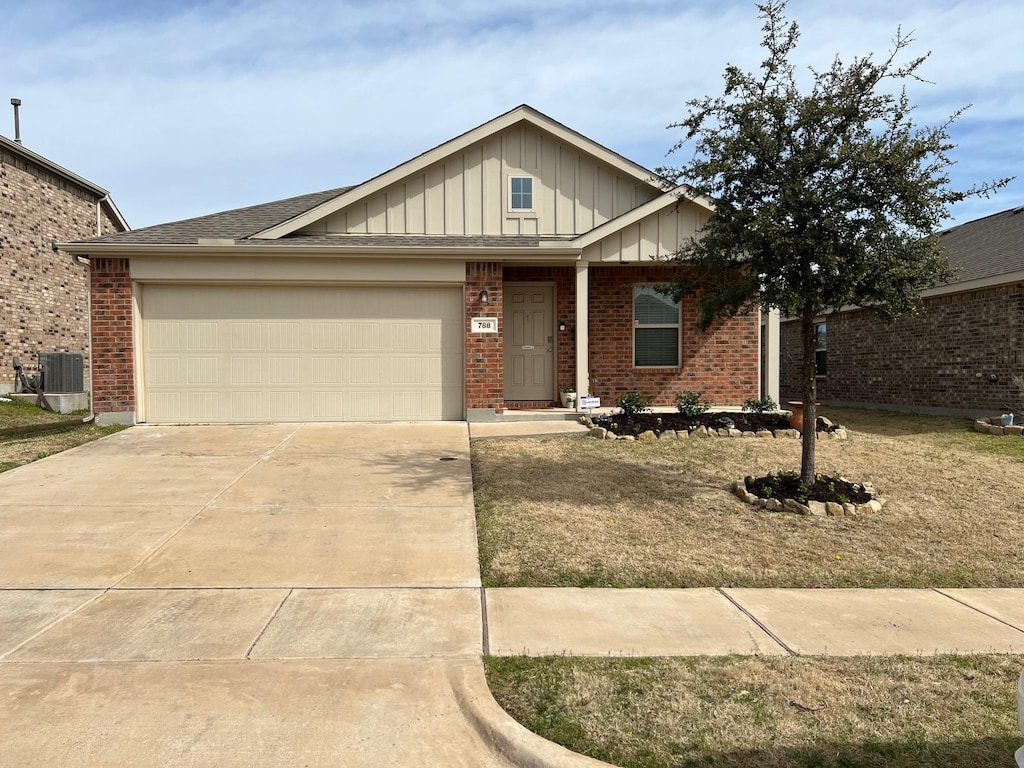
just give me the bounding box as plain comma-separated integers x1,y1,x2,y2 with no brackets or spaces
485,587,1024,657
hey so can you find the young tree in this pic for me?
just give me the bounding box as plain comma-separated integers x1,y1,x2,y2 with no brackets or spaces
658,0,1009,484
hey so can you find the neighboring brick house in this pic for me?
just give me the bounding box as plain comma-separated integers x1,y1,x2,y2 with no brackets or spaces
1,133,128,394
779,206,1024,416
63,105,766,425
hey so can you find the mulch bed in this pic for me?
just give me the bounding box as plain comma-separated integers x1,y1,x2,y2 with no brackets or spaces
593,411,836,435
744,471,874,505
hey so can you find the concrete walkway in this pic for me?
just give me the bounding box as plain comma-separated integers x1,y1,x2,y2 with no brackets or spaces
485,587,1024,657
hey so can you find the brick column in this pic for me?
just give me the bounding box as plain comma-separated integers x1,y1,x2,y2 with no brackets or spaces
90,258,135,421
465,262,504,413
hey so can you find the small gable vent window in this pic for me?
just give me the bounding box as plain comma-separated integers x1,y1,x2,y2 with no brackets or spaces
634,286,680,367
509,176,534,211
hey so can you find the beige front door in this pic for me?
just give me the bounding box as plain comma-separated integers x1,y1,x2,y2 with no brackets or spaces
503,284,554,401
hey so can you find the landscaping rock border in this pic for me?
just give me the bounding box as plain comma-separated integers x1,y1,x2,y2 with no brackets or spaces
581,418,848,442
729,478,886,518
973,417,1024,437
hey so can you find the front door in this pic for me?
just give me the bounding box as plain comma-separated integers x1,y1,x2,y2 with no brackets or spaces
503,284,554,402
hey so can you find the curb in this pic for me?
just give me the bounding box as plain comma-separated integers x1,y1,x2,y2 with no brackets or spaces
447,660,613,768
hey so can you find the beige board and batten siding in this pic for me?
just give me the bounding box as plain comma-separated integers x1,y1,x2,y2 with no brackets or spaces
299,124,660,238
134,257,464,423
581,200,709,262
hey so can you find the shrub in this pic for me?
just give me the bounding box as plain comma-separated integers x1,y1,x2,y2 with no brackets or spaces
675,391,712,419
616,392,652,418
742,395,778,413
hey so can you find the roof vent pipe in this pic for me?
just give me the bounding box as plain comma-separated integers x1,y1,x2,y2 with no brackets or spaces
10,98,22,144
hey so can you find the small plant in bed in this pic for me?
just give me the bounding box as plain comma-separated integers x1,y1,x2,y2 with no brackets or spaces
745,470,873,505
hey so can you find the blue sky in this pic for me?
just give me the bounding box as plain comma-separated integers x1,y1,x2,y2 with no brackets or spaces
4,0,1022,229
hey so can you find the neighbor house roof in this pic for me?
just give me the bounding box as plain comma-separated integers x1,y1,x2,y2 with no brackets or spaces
81,187,353,245
937,206,1024,285
0,134,129,231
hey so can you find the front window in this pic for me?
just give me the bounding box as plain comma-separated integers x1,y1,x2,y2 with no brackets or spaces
509,176,533,211
815,321,827,376
633,286,680,367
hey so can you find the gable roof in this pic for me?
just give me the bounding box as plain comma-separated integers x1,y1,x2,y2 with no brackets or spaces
0,134,129,231
250,104,670,240
80,187,352,245
936,206,1024,284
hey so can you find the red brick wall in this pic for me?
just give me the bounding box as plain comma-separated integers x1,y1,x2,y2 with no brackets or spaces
504,265,576,396
465,262,504,411
779,284,1024,413
0,148,123,392
90,258,135,415
588,265,760,407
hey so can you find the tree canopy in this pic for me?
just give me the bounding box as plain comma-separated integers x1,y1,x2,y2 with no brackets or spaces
658,0,1010,482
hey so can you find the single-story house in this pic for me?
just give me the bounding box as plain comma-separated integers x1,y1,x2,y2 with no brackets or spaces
64,105,771,425
779,206,1024,416
1,126,128,394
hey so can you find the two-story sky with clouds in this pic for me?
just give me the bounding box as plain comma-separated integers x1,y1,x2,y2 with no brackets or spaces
4,0,1022,230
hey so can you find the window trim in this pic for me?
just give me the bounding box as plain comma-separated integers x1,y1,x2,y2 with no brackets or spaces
632,286,681,369
814,320,827,377
507,175,535,212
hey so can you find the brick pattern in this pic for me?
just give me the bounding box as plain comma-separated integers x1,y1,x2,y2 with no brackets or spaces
588,265,760,407
0,148,121,393
465,262,504,410
90,258,135,414
504,265,576,397
779,283,1024,411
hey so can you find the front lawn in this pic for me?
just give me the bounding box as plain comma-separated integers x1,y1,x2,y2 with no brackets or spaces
472,408,1024,588
486,654,1024,768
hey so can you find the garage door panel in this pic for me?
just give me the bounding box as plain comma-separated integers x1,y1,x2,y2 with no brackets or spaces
141,285,463,423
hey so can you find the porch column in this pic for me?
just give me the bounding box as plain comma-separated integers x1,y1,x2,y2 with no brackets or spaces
763,306,781,403
575,263,589,401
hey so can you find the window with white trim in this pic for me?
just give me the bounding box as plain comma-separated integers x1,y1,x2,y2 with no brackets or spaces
815,321,827,376
633,286,680,367
509,176,533,211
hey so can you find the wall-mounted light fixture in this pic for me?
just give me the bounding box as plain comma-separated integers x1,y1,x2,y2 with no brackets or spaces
479,289,489,304
559,320,566,331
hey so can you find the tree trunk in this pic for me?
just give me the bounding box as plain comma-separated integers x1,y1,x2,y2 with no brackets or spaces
799,304,817,486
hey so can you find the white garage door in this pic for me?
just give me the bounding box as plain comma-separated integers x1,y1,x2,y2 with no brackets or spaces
140,284,464,423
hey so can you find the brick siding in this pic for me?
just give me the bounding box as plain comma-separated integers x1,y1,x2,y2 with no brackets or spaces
465,262,504,410
779,283,1024,412
89,258,135,414
588,265,759,407
0,147,122,393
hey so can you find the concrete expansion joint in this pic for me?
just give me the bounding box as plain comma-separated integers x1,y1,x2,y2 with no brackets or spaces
716,588,796,655
932,588,1024,636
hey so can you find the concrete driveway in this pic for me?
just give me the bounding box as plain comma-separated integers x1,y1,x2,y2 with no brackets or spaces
0,424,563,767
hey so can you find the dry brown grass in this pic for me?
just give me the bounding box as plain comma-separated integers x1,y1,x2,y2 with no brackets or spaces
0,425,126,472
472,408,1024,587
485,654,1024,768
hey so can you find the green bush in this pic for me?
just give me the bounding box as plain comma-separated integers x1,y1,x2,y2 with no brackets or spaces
675,391,712,418
742,395,777,413
615,392,652,418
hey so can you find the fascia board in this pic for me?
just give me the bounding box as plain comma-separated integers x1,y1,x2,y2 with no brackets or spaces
251,105,672,241
57,241,583,262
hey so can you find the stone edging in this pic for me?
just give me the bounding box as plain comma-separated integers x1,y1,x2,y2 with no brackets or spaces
974,417,1024,437
729,478,886,518
582,421,849,442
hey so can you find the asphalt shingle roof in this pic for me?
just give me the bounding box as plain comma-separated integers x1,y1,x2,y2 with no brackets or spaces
937,206,1024,284
77,187,353,245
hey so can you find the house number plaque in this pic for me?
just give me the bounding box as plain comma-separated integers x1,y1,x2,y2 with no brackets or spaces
471,317,498,334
